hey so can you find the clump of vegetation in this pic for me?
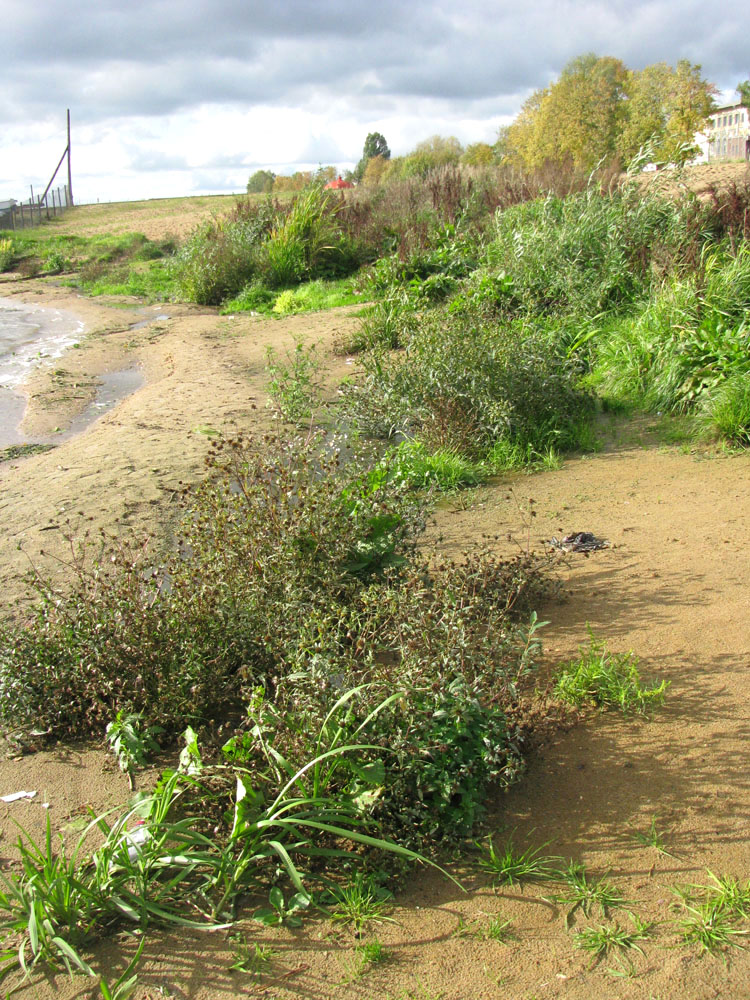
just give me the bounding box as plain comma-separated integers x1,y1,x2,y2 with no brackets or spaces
343,307,594,459
554,632,669,715
0,431,551,855
672,873,750,955
0,237,15,271
478,836,560,887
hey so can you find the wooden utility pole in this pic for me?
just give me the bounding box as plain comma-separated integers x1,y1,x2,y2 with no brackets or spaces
67,109,73,206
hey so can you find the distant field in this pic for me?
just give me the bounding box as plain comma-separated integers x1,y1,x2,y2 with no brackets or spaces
35,192,248,241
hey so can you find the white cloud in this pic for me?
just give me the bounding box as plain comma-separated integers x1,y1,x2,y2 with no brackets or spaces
1,0,748,203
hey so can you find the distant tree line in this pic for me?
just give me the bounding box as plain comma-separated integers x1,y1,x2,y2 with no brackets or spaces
248,54,722,196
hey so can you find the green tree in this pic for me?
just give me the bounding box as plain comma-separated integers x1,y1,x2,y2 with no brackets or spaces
504,54,715,171
618,61,715,165
361,154,390,187
738,80,750,106
354,132,391,181
504,55,628,170
247,169,276,194
461,142,495,166
401,135,464,177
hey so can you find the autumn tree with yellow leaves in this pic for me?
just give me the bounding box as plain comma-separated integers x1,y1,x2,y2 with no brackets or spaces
502,54,715,171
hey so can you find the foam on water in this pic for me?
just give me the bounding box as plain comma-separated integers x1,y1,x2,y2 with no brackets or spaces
0,297,84,389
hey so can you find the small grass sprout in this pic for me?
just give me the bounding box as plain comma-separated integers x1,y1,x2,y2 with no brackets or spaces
630,816,678,858
356,937,385,966
478,836,560,887
482,915,515,942
574,914,652,965
552,861,629,919
340,937,387,982
228,936,275,976
554,631,668,715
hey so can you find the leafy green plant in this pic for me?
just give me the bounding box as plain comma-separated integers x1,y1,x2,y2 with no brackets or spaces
253,886,310,928
106,710,162,791
554,632,668,715
478,836,560,887
265,337,322,423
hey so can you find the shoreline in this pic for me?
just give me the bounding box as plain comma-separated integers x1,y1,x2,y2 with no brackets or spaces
0,277,360,612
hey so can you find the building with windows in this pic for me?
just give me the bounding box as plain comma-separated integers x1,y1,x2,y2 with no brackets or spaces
700,104,750,161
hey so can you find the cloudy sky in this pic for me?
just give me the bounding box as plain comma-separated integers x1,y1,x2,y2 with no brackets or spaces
1,0,748,205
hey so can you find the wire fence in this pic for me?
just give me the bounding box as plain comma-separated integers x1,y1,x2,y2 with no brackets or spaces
0,184,71,231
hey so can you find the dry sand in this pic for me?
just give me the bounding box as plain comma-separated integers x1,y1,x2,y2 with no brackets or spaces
0,193,748,998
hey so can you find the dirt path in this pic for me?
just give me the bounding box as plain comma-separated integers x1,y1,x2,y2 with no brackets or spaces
1,282,749,998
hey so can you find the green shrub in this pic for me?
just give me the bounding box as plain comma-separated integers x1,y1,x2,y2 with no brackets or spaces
173,199,277,304
701,374,750,443
344,308,594,457
0,433,422,736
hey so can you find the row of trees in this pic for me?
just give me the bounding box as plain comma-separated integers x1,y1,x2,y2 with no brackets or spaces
500,55,717,169
248,55,740,195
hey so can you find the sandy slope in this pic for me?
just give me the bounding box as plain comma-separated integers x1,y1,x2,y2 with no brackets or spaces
0,195,749,997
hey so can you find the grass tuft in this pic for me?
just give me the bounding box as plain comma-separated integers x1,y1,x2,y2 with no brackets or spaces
554,630,668,715
478,836,560,887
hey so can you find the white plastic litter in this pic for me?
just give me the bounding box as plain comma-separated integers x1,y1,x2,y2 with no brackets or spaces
122,823,150,861
0,790,37,803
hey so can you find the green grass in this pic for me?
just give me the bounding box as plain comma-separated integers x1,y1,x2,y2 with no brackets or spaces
481,915,516,942
228,937,276,976
676,898,747,955
478,836,560,887
672,871,750,955
554,631,668,715
630,817,678,858
382,439,486,492
573,915,652,963
223,276,363,316
325,872,394,932
551,861,630,919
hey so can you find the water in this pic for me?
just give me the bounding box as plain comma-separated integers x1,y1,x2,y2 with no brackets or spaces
0,297,143,449
0,297,84,391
